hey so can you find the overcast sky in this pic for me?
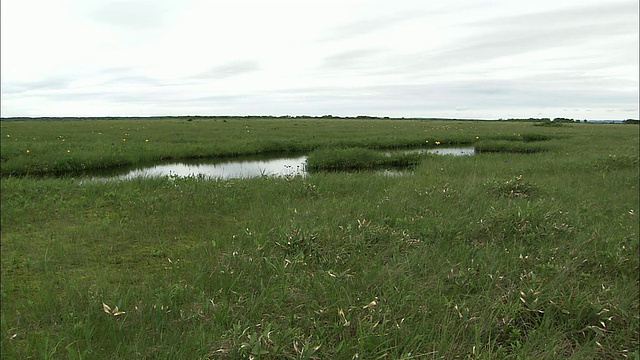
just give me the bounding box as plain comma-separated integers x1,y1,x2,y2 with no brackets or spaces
1,0,638,119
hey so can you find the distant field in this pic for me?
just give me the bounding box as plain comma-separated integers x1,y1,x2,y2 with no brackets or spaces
1,117,638,359
0,117,598,176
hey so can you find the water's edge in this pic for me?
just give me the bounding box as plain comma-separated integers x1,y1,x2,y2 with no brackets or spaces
85,147,475,181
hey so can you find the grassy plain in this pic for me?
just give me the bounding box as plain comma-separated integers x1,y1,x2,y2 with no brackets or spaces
1,117,638,359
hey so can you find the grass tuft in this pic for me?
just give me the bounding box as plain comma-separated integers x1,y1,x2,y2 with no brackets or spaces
488,175,539,198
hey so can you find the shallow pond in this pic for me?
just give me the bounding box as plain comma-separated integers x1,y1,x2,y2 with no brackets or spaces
87,147,474,181
87,155,307,181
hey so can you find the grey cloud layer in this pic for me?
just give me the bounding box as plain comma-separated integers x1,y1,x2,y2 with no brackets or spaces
320,49,384,70
321,10,429,41
345,2,639,89
469,1,637,29
453,1,638,60
1,1,636,118
5,77,636,117
90,1,177,29
313,1,638,84
192,61,261,80
2,77,72,95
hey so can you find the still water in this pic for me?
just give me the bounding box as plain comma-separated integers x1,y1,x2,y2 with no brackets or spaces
87,147,474,181
424,147,475,156
98,155,307,181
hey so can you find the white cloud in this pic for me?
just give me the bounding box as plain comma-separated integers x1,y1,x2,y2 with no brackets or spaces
1,0,638,119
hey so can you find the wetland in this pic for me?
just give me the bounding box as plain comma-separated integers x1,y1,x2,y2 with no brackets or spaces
1,117,637,359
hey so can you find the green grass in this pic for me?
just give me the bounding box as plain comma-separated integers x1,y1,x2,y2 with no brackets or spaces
1,118,638,359
0,118,562,177
475,141,549,153
306,147,421,171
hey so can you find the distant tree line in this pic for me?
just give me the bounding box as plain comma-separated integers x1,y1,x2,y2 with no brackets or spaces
501,118,551,122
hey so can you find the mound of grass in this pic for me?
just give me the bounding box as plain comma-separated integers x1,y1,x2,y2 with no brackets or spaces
306,147,422,171
475,141,547,154
519,133,554,142
487,175,539,198
489,133,554,142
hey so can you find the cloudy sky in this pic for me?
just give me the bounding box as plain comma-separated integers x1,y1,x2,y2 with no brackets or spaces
1,0,638,119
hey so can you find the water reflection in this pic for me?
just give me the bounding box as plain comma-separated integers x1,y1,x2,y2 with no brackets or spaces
423,147,475,156
91,155,307,181
385,147,475,157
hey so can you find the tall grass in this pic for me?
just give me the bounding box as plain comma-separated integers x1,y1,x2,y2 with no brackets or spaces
1,118,638,359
